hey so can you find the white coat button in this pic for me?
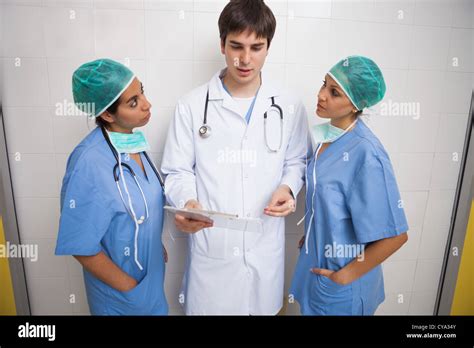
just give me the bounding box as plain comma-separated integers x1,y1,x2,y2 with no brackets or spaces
246,213,251,217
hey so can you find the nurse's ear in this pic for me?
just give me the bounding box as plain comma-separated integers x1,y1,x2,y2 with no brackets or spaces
97,112,115,126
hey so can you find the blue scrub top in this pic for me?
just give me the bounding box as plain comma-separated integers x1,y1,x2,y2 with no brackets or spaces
55,127,168,315
290,120,409,315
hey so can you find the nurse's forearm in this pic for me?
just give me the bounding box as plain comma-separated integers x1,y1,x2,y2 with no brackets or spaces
74,252,137,292
336,232,408,285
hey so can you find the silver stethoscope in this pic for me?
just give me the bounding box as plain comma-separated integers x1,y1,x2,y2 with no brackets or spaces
198,88,284,152
101,126,164,270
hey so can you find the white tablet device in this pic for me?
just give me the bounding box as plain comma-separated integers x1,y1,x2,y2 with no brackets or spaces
164,206,263,233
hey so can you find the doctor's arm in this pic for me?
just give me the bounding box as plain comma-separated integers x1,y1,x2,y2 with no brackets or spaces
75,252,138,291
161,102,210,233
311,233,408,285
265,101,308,217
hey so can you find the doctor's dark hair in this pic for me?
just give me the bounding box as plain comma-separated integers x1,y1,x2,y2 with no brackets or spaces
95,98,120,127
218,0,276,48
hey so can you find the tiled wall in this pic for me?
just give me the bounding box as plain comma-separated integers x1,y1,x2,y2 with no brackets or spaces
1,0,472,315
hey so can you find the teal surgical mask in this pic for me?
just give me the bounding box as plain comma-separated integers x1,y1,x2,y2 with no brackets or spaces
311,119,358,145
107,130,150,154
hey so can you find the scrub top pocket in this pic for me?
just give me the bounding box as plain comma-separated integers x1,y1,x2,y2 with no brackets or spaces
309,274,353,315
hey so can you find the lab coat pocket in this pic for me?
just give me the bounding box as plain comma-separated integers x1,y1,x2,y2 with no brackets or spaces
191,227,228,260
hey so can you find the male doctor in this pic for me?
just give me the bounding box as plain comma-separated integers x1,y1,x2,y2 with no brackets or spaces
161,0,308,315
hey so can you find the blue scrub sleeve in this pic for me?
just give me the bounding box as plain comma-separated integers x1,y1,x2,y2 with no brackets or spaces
55,166,113,256
347,156,408,244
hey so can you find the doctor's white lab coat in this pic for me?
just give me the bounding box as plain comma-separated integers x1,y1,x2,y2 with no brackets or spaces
161,69,308,315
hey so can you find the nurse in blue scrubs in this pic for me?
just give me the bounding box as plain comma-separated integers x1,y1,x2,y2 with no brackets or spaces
55,59,168,315
290,56,409,315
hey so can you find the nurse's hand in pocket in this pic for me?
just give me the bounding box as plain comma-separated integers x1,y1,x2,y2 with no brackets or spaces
311,268,347,285
175,199,213,234
264,185,296,217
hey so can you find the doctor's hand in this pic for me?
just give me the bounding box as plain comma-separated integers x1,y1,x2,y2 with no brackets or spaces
175,199,213,234
264,185,296,217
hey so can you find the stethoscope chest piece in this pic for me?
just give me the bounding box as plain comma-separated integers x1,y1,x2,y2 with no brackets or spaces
199,124,212,138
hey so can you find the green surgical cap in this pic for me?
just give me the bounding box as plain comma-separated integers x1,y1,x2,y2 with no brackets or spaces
72,58,135,117
328,55,386,110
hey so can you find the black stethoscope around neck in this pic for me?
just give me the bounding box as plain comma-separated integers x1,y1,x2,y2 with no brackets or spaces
198,86,284,153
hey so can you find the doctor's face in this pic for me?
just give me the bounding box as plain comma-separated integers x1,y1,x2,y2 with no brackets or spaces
101,78,152,133
220,30,268,85
316,74,356,120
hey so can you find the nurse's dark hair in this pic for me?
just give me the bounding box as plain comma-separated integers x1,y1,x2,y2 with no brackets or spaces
95,97,120,127
218,0,276,48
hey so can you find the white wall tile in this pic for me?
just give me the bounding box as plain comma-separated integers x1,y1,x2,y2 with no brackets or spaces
2,58,50,107
15,197,60,240
22,238,68,278
26,277,73,315
9,153,59,198
266,16,287,64
447,29,474,72
286,64,326,113
287,0,331,19
193,11,222,61
372,0,415,25
44,7,94,58
418,224,450,260
3,107,55,154
423,190,455,228
266,0,288,16
95,0,144,9
328,20,411,70
412,258,443,293
69,275,90,314
52,115,90,154
43,0,93,7
193,0,228,13
375,292,411,315
145,106,173,153
435,114,469,154
398,113,440,153
287,17,330,66
404,70,444,116
47,57,94,108
441,72,473,115
2,5,45,58
145,10,194,60
400,191,428,229
413,0,452,27
409,26,450,71
382,260,416,293
331,0,376,22
144,0,193,11
430,152,461,190
94,9,145,59
147,60,193,108
397,153,433,191
192,60,225,87
451,0,474,28
408,290,437,315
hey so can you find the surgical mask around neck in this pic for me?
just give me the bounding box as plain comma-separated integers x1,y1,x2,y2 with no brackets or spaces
107,129,150,154
311,119,357,145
